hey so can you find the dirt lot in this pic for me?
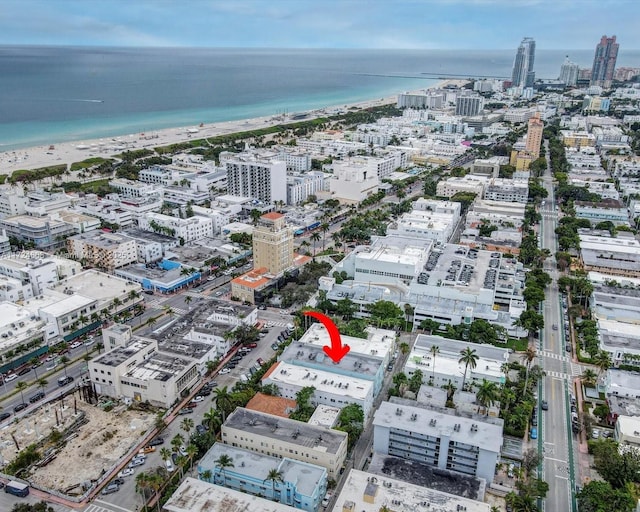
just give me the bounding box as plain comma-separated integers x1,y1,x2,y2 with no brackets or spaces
1,399,155,493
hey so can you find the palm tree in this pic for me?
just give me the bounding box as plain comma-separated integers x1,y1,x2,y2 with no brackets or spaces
593,350,611,377
430,345,440,382
181,417,194,436
213,386,233,421
135,472,150,512
522,347,536,392
185,443,198,474
320,223,330,252
29,357,40,379
184,295,193,307
15,381,28,404
310,231,321,257
443,380,457,404
163,305,174,318
37,378,48,395
581,368,598,388
214,454,234,486
146,316,157,328
399,342,410,355
475,380,499,415
203,407,221,432
147,473,163,512
264,468,284,500
171,433,185,453
60,356,70,378
160,447,172,466
458,348,479,391
201,469,213,482
500,362,511,383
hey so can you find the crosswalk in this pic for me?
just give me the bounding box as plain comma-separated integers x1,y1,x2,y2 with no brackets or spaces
540,350,568,362
85,502,134,512
544,365,585,380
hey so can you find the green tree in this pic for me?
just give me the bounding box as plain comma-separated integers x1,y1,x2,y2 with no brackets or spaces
577,480,635,512
290,386,316,422
15,381,28,404
335,403,364,449
581,368,598,388
213,386,234,421
522,347,537,392
429,345,440,382
264,468,284,498
459,348,479,391
593,350,612,376
59,355,70,378
181,417,194,436
214,454,234,486
408,369,423,394
475,379,499,415
366,300,404,329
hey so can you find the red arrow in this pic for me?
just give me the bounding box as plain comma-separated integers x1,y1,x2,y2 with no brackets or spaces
303,311,350,363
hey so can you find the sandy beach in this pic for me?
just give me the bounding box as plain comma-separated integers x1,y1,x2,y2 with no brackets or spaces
0,79,465,175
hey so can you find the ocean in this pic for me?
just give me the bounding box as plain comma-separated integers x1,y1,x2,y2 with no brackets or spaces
0,46,638,151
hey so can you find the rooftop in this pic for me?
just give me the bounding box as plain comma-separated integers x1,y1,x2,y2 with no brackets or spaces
39,294,96,317
298,323,395,360
199,443,326,497
128,352,196,382
164,478,295,512
280,341,383,380
308,404,342,428
224,408,347,455
245,392,297,419
367,455,486,504
263,362,374,401
94,338,154,367
374,401,503,453
48,270,141,303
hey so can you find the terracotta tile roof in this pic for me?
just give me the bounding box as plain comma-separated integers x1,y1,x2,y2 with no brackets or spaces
261,212,284,220
245,392,297,419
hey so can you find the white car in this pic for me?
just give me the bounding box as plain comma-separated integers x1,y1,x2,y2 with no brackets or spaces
165,459,175,472
84,338,95,347
45,363,58,371
118,468,135,478
219,368,231,375
179,445,188,456
70,341,83,349
191,396,204,404
4,373,18,383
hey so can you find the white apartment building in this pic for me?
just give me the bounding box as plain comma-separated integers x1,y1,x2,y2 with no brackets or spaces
0,252,81,296
328,162,379,203
24,191,73,216
373,400,503,483
67,231,138,271
287,171,326,205
403,335,509,389
277,148,312,172
296,138,367,158
138,212,214,242
0,275,34,302
109,178,158,198
190,205,234,235
483,178,529,203
0,214,77,251
72,197,134,228
224,152,287,203
615,416,640,451
0,187,27,218
138,166,196,186
222,407,348,479
0,302,47,366
162,187,211,206
120,228,178,263
466,200,526,230
397,91,445,109
262,361,375,418
183,325,232,358
89,337,200,407
387,199,461,243
436,175,488,198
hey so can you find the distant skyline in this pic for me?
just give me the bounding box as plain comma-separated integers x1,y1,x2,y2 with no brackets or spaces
1,0,639,50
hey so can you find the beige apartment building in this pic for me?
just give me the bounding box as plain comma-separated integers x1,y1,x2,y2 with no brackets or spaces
222,407,348,479
67,231,138,271
252,212,293,275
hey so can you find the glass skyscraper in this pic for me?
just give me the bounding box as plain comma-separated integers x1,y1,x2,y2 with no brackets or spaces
591,35,619,88
511,37,536,88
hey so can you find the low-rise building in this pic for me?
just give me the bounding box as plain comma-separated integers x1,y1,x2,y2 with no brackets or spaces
164,478,298,512
138,212,214,242
436,175,488,198
0,252,81,296
404,335,509,389
328,161,379,203
109,178,158,198
615,415,640,452
222,408,348,479
331,469,491,512
115,259,200,294
0,302,47,373
483,178,529,203
560,130,596,148
198,443,327,512
67,231,138,271
0,214,77,250
373,400,503,483
604,369,640,422
580,233,640,277
262,361,375,418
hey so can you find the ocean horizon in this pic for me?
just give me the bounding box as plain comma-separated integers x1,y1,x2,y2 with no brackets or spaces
1,46,639,152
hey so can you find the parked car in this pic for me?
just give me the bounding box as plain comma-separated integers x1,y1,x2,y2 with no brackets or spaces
17,367,31,376
70,341,83,349
0,412,11,422
128,458,145,468
530,427,538,440
199,388,211,396
179,445,188,456
592,429,600,439
191,396,204,404
178,408,194,415
45,362,57,371
112,478,125,486
29,391,45,403
246,343,258,348
139,446,156,454
102,483,120,495
13,403,28,412
271,344,279,351
4,373,18,382
171,452,179,464
219,368,231,375
118,468,135,478
196,424,209,435
148,437,164,446
541,400,548,411
257,358,264,366
58,376,74,387
166,459,175,472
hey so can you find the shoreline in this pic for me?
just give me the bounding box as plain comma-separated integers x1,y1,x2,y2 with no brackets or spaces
0,79,465,175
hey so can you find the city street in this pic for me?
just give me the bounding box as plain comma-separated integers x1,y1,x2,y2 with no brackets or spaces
538,147,579,512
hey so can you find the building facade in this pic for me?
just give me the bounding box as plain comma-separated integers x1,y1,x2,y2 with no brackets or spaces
591,35,619,88
252,213,294,276
511,37,536,88
225,153,287,203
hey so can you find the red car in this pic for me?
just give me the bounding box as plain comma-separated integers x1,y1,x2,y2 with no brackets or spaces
245,343,258,349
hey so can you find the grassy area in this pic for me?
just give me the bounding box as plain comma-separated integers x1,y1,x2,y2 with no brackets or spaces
60,178,113,194
9,164,68,184
70,157,112,171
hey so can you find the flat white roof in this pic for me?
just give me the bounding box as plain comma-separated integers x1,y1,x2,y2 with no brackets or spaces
331,469,491,512
40,294,95,317
298,323,395,360
164,478,295,512
617,415,640,439
265,362,373,401
47,269,141,303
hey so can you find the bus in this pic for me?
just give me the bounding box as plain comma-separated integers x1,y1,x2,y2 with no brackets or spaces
5,480,29,497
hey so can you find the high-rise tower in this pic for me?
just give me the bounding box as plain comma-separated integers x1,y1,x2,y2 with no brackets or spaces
591,35,619,88
525,113,544,159
252,212,293,276
559,56,579,87
511,38,536,88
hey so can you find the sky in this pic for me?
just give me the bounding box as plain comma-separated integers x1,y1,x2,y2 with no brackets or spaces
0,0,638,50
